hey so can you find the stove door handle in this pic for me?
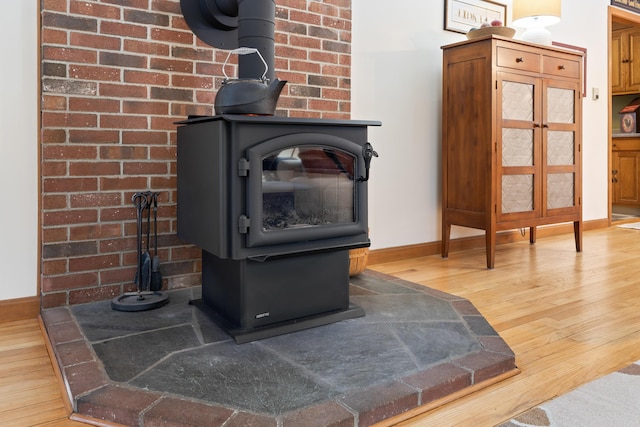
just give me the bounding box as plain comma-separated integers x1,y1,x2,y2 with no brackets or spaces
358,142,378,182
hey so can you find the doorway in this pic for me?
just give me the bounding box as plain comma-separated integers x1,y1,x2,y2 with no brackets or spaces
610,7,640,223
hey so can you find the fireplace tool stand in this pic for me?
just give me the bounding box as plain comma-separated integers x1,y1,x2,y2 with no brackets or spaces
112,192,169,312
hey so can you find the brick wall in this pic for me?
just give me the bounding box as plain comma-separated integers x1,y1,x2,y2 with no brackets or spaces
40,0,352,307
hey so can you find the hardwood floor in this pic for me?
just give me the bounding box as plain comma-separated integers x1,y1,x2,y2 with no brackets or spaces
0,318,86,426
372,225,640,426
4,225,640,426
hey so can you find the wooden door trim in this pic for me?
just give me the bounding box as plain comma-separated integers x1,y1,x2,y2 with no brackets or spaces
610,6,640,224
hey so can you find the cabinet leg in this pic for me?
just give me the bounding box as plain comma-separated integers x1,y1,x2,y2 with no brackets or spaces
442,223,451,258
530,226,536,244
486,230,495,269
574,220,582,252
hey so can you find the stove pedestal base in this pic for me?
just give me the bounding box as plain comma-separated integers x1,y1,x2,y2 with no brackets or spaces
197,249,364,343
192,299,364,344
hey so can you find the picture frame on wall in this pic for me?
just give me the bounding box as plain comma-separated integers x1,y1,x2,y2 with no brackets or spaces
445,0,508,34
611,0,640,14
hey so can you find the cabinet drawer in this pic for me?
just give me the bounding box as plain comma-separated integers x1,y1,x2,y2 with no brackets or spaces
496,47,540,73
613,138,640,151
543,55,580,78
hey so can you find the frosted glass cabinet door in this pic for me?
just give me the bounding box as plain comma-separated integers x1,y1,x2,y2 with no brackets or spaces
547,172,574,209
502,174,534,213
501,79,536,214
547,130,574,165
502,81,534,122
546,86,577,210
547,87,574,124
501,126,535,213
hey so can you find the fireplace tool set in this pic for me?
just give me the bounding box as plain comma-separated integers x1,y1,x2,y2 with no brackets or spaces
112,191,169,312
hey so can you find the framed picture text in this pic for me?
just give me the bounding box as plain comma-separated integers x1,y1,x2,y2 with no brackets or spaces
611,0,640,14
445,0,508,34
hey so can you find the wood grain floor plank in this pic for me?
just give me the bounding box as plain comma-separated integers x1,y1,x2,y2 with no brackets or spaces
3,226,640,426
0,319,82,426
0,400,70,426
373,227,640,426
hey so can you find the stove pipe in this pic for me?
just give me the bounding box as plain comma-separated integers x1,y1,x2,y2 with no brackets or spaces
237,0,275,82
180,0,276,82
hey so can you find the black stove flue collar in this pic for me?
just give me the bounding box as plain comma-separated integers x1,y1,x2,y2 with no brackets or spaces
180,0,238,49
180,0,276,81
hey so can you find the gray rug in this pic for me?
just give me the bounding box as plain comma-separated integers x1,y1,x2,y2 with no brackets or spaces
499,361,640,427
617,222,640,230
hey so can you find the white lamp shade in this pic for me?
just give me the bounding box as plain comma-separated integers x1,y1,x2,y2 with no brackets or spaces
512,0,561,28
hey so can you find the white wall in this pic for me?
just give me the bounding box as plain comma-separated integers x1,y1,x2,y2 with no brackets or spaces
353,0,611,250
0,0,615,301
0,1,39,299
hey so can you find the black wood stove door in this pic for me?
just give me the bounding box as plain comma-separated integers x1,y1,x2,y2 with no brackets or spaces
244,133,368,248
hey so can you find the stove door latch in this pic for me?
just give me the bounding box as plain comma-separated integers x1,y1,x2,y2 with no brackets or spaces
357,142,378,182
238,158,250,177
238,215,250,234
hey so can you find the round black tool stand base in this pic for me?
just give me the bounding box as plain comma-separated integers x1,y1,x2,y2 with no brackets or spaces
111,291,169,312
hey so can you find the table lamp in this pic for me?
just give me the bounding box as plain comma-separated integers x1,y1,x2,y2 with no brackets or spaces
512,0,561,45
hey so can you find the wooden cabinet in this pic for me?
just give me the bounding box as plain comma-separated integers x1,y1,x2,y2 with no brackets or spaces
612,29,640,94
441,36,583,268
612,138,640,204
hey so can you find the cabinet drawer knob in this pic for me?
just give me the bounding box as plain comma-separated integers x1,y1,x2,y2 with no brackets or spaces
558,65,566,70
516,57,524,63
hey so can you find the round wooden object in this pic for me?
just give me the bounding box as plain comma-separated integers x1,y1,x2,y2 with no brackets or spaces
349,247,369,276
466,26,516,40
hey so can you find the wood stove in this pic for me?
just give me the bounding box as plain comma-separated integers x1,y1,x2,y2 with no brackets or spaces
177,115,379,342
176,0,380,342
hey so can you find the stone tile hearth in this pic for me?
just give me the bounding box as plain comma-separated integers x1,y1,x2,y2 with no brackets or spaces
42,270,517,426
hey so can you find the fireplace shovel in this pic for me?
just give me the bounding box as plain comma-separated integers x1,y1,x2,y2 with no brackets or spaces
111,192,169,312
149,192,162,291
139,192,152,290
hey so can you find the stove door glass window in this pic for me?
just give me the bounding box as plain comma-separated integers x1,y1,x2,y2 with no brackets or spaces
246,133,366,248
262,146,355,230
